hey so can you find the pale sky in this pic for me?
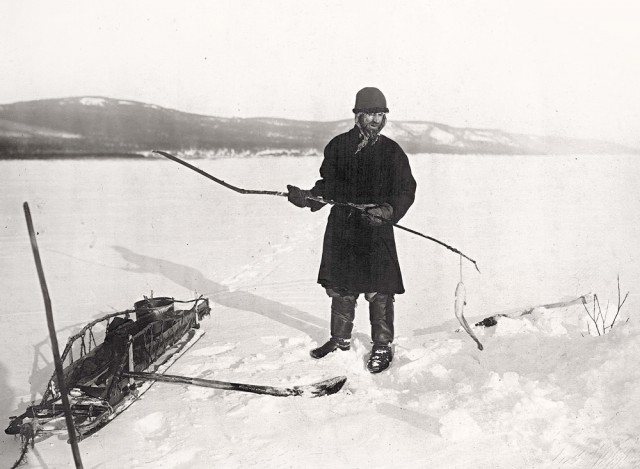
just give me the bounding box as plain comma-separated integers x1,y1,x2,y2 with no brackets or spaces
2,0,639,147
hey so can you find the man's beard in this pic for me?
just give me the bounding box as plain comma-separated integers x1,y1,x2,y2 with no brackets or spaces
355,113,387,154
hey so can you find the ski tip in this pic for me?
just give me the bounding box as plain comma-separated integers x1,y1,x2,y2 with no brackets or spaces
297,375,348,398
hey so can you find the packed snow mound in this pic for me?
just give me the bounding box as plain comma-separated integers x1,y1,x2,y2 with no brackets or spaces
48,302,635,469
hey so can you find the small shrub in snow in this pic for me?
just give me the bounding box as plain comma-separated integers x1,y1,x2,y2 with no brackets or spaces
582,276,629,336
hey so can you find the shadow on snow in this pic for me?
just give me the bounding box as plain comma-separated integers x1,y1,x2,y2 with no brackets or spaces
113,246,329,343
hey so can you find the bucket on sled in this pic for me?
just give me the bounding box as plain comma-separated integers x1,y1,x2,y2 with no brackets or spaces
134,297,175,327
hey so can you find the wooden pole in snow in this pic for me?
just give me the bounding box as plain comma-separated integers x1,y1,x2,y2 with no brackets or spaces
23,202,84,469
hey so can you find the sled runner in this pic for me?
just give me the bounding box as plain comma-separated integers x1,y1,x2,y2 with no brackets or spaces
5,296,210,440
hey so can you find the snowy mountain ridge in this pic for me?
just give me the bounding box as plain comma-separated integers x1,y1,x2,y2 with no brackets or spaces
0,96,636,158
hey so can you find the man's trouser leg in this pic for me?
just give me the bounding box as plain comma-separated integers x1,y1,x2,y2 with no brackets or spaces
309,288,357,359
330,293,357,341
368,293,394,345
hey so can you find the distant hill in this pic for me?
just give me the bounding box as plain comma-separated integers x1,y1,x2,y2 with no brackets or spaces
0,96,636,158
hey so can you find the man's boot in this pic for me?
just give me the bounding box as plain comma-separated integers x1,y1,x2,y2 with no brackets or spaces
310,294,356,359
309,337,351,359
367,344,393,373
367,293,394,373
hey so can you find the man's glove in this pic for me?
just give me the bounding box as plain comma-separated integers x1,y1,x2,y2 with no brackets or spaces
363,203,394,226
287,185,326,212
287,185,309,208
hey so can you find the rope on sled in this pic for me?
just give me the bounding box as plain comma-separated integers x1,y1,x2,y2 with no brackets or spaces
9,414,39,469
10,439,30,469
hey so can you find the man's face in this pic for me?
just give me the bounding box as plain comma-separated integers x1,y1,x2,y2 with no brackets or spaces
361,112,386,131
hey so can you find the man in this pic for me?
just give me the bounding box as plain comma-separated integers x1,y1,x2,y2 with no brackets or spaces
287,87,416,373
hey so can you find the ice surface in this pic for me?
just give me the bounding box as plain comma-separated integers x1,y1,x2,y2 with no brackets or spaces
1,154,639,467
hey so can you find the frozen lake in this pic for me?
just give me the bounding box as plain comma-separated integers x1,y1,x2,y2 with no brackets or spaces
3,154,638,316
1,154,639,467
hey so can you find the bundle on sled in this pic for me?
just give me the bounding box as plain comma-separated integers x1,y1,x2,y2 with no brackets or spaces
5,295,210,440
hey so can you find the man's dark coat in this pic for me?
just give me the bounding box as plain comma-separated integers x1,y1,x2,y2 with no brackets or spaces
311,126,417,294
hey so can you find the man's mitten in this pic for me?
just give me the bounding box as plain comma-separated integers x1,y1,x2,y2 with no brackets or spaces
287,185,326,211
287,185,310,208
363,203,394,226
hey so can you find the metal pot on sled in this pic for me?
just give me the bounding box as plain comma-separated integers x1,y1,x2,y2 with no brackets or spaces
134,297,175,330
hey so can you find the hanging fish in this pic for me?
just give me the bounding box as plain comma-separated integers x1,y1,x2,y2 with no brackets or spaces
454,281,484,350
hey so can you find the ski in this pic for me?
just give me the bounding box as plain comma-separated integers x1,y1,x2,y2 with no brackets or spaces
123,371,348,398
475,294,593,327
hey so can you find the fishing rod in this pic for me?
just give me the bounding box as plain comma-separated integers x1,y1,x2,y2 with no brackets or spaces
153,150,480,272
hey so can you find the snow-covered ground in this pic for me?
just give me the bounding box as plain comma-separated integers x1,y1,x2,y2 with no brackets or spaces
1,154,639,468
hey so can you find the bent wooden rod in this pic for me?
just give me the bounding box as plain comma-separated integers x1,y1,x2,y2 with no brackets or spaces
153,150,480,272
